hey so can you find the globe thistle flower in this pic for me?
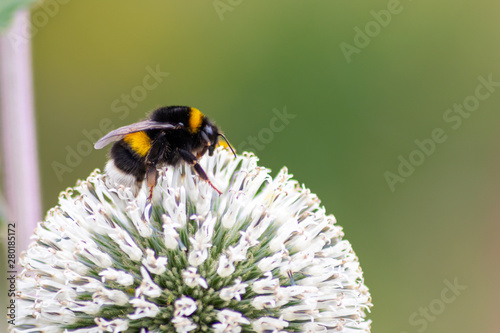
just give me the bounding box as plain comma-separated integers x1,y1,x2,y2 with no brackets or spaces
12,149,372,332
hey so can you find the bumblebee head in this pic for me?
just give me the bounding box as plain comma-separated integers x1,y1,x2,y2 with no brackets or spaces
200,122,219,156
199,121,236,158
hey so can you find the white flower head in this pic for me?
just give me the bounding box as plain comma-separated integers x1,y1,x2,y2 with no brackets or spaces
13,148,372,332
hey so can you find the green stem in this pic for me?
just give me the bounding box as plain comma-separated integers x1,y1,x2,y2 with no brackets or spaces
0,10,41,256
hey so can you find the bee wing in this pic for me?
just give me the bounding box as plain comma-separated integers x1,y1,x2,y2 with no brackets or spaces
94,120,180,149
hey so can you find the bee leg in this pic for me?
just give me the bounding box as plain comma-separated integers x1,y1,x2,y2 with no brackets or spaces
178,149,222,195
196,146,208,159
145,164,158,202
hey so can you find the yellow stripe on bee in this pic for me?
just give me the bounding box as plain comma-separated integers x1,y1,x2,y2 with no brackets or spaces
188,108,204,133
124,131,151,157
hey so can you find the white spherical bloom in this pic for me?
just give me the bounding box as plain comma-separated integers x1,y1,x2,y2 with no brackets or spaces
12,149,372,332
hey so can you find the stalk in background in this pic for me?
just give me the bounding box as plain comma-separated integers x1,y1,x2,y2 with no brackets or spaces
0,9,41,256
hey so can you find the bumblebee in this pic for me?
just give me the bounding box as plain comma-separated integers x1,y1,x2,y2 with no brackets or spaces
94,106,235,198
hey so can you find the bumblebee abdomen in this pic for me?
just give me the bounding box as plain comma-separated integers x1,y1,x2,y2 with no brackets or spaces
110,141,147,182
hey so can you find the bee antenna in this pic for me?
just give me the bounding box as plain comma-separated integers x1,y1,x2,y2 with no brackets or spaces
218,133,237,158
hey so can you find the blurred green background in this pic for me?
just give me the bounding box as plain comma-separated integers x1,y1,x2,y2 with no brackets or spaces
2,0,500,332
